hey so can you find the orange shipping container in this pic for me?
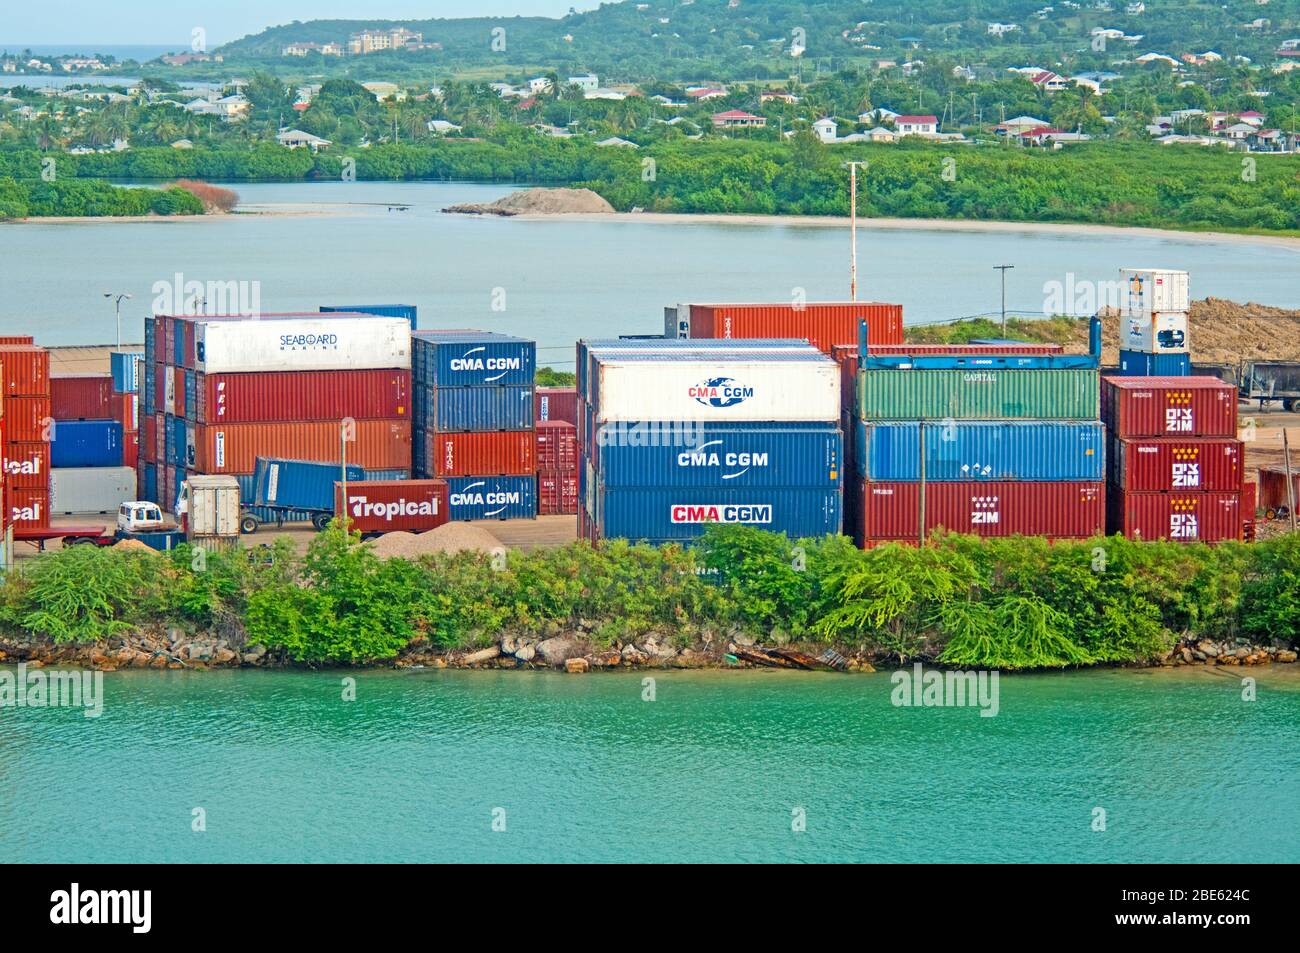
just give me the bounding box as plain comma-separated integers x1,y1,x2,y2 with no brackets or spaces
4,441,51,490
10,487,49,529
190,419,412,474
5,396,52,443
0,345,50,397
687,302,904,353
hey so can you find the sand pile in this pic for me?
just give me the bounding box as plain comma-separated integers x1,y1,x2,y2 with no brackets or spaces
1082,298,1300,365
366,522,504,560
445,187,614,217
112,538,154,553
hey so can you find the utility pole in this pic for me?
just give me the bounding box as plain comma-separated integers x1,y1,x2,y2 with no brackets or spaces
102,291,132,348
994,265,1014,334
847,161,867,301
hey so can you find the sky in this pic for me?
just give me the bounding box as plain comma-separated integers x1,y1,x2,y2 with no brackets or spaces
3,1,594,47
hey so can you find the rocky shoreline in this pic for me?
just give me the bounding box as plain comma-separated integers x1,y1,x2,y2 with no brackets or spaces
0,627,1294,674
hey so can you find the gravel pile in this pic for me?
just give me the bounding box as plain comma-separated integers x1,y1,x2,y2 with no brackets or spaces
366,523,504,559
444,187,614,217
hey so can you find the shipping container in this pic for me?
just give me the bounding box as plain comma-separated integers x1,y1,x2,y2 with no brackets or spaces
1101,376,1238,438
590,350,839,424
51,376,113,420
0,335,34,345
188,419,412,474
594,422,842,487
577,337,810,396
171,366,186,418
178,474,241,538
1106,486,1241,542
0,345,50,397
857,481,1105,540
123,431,139,470
424,385,535,432
1121,311,1189,354
425,429,535,477
321,303,418,329
1257,467,1300,514
168,415,187,467
142,461,158,503
535,421,578,471
3,442,50,490
190,313,411,373
1109,437,1243,492
159,363,171,415
335,479,450,534
142,361,155,415
195,368,411,423
3,396,49,444
254,457,367,511
1118,350,1190,377
446,475,536,521
184,370,196,422
111,350,142,393
858,368,1100,420
50,466,136,514
10,487,49,529
1120,268,1190,317
841,408,859,538
537,469,578,515
51,419,122,468
535,387,578,424
594,486,841,542
858,420,1105,482
687,302,903,353
412,331,536,388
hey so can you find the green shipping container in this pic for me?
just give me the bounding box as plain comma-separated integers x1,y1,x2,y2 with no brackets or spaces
857,368,1100,420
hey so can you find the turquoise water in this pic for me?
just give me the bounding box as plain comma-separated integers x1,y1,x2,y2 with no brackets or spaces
3,666,1297,862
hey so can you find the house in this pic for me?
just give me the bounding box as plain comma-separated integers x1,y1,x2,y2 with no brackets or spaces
584,88,628,101
812,117,838,142
686,87,727,101
1248,128,1286,151
895,114,938,136
1237,110,1265,126
651,94,687,107
426,120,463,134
362,82,404,102
595,136,638,148
276,129,331,151
527,76,552,94
988,23,1019,35
349,28,422,55
1135,52,1179,66
760,90,799,104
282,42,344,57
532,123,571,138
1030,70,1071,92
1022,127,1092,146
860,107,900,124
1223,122,1256,140
861,126,898,143
567,73,599,91
711,109,766,128
996,115,1050,135
170,138,194,149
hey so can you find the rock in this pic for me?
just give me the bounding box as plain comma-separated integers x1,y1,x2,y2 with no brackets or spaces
1216,654,1240,666
212,648,238,665
445,187,615,217
733,633,755,647
1233,647,1250,659
167,627,185,646
462,645,502,666
1276,649,1298,663
245,644,267,660
537,637,581,666
149,654,168,669
241,652,263,665
564,658,590,674
1179,647,1194,663
589,650,622,667
501,635,519,655
621,644,648,665
514,643,537,663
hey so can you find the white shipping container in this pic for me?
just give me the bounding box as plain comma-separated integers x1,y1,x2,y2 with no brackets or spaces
180,475,241,538
1120,268,1190,317
51,466,137,514
196,316,411,373
164,368,176,415
1122,311,1190,354
592,358,840,423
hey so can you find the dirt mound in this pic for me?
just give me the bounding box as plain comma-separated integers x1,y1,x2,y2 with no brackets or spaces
445,187,614,217
112,538,154,553
367,522,504,560
1081,298,1300,365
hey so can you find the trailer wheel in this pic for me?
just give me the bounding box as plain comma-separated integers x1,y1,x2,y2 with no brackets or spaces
312,513,332,531
1285,398,1296,412
240,515,259,535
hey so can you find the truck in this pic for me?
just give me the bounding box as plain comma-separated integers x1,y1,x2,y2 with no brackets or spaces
1239,361,1300,412
13,501,183,552
241,457,365,534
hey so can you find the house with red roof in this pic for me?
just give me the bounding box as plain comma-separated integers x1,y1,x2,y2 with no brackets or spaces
895,114,938,135
711,109,766,128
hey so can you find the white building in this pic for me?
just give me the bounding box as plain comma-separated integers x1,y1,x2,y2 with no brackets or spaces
567,73,598,91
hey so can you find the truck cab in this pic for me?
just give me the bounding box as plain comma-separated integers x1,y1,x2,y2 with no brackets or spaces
117,501,168,534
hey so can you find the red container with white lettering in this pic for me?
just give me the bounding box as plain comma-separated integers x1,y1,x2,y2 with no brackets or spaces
1106,486,1242,542
3,442,50,490
1108,437,1243,492
1102,376,1238,438
334,479,450,534
535,421,578,471
534,387,578,425
424,430,535,477
9,487,49,529
857,480,1105,542
5,396,52,443
537,469,578,515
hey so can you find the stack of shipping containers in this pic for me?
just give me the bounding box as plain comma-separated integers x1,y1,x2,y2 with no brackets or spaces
576,338,843,544
535,387,578,516
853,322,1106,544
48,350,140,514
411,331,537,520
1116,269,1191,377
0,339,51,530
140,312,412,518
1103,375,1244,542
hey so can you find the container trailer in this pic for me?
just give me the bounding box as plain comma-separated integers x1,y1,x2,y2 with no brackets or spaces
1239,361,1300,411
1257,467,1299,519
244,457,366,531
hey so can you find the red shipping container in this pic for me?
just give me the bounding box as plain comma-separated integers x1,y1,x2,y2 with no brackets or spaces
195,369,410,424
183,321,196,370
1257,467,1300,514
173,366,187,418
10,487,49,529
688,302,903,352
537,469,578,515
1102,376,1238,438
0,336,34,345
536,421,578,471
122,431,139,470
858,480,1105,541
1109,437,1243,492
334,479,450,534
1106,486,1242,543
425,429,535,477
51,375,114,420
142,414,158,463
5,396,52,443
190,419,412,474
831,345,859,414
113,392,139,433
4,442,51,490
535,387,578,425
0,345,50,397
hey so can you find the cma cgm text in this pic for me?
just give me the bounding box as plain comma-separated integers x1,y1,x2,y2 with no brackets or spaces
670,504,773,524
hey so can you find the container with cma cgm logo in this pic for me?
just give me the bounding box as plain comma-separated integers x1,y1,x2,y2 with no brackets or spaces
412,331,536,388
446,475,537,521
594,487,841,542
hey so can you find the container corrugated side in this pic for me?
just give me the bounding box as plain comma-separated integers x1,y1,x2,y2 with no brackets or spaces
594,423,842,488
595,486,841,542
51,376,113,420
1258,468,1300,512
4,396,51,443
425,430,535,477
50,466,136,514
535,421,578,471
196,369,411,423
688,302,903,352
412,332,536,388
1106,486,1241,542
188,419,412,474
446,475,536,520
195,315,411,373
1101,376,1238,438
254,457,366,510
0,345,50,397
51,419,122,468
111,350,142,393
535,387,578,424
858,481,1104,540
322,304,417,328
335,479,450,533
1109,437,1243,491
425,386,535,432
10,488,50,529
3,442,50,490
858,368,1100,420
1118,350,1190,377
537,470,578,515
859,421,1105,482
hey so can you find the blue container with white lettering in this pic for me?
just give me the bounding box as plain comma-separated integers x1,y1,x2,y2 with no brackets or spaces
251,457,366,511
595,423,842,488
446,475,536,520
143,362,155,415
857,420,1106,482
595,487,841,543
412,331,536,388
110,350,142,393
427,385,535,432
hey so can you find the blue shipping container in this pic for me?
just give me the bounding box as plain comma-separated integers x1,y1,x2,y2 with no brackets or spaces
231,473,321,526
1118,349,1190,377
412,424,427,478
52,419,122,468
595,487,841,542
321,304,417,329
143,462,158,503
173,321,185,366
111,350,142,393
412,332,536,388
171,416,188,467
426,385,534,432
143,362,155,415
447,475,536,521
595,423,842,488
253,457,366,511
144,319,155,361
857,420,1106,482
184,369,197,422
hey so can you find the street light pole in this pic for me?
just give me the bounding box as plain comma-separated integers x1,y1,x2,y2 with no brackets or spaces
993,265,1014,334
847,161,867,301
103,291,132,348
